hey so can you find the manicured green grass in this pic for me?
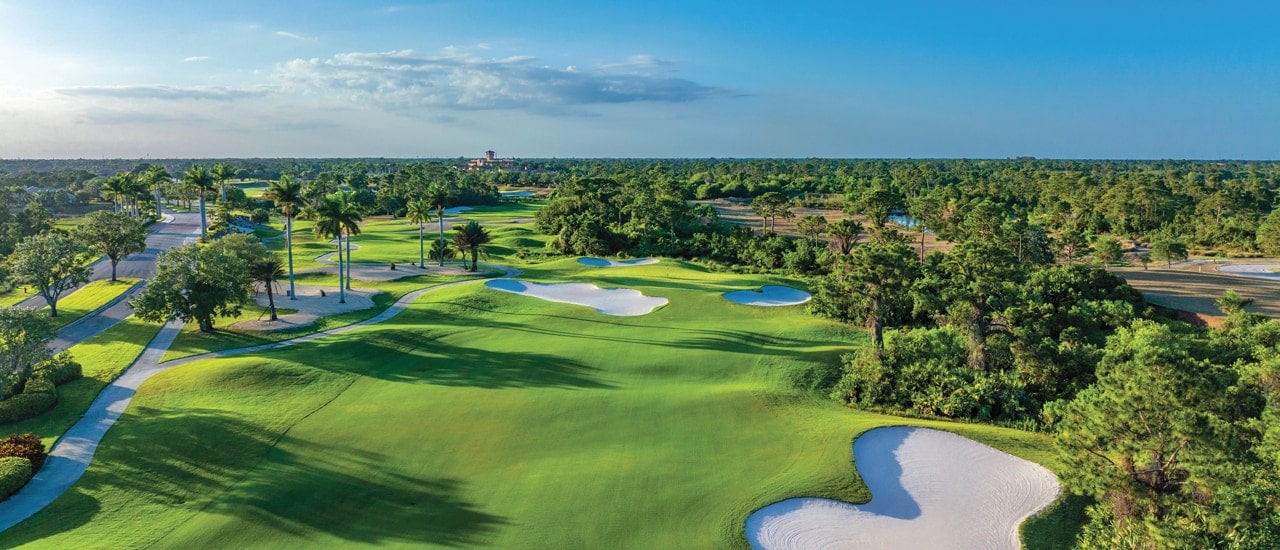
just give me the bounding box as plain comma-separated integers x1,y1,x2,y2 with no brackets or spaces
44,279,141,329
1,315,162,448
5,259,1072,548
0,285,39,307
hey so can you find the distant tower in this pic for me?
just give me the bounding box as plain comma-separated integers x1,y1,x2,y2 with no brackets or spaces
485,150,496,161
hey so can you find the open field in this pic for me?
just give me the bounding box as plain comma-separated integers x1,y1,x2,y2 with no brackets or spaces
2,256,1071,549
1115,266,1280,319
44,279,141,330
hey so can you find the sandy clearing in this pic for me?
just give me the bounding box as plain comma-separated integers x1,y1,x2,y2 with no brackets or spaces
1218,263,1280,281
484,279,667,316
577,257,660,267
231,285,377,331
298,262,473,282
724,286,812,307
746,427,1059,550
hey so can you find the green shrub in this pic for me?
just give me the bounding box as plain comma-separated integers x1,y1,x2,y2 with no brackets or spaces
250,208,270,224
0,456,33,501
22,376,55,396
33,352,83,386
0,433,46,471
0,390,58,424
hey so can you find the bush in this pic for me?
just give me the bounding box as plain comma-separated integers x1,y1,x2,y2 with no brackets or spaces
0,456,33,501
249,208,270,224
0,390,58,424
0,433,47,471
32,352,82,386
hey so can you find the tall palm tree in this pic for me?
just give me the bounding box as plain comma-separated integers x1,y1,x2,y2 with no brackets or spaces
264,175,304,300
312,192,348,304
452,220,491,272
405,197,433,267
335,193,363,290
183,165,216,241
124,173,149,218
212,163,236,202
250,256,287,321
141,164,171,219
424,184,451,266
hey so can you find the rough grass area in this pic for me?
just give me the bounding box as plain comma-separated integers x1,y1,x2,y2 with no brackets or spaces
0,286,39,307
1116,268,1280,318
1,316,161,448
3,259,1073,548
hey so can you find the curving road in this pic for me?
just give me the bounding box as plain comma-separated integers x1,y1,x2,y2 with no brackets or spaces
18,210,202,353
0,264,518,533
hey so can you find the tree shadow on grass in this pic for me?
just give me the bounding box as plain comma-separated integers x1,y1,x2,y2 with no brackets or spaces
5,407,507,547
278,329,615,390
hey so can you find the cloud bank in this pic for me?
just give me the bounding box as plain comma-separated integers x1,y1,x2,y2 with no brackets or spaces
274,50,732,112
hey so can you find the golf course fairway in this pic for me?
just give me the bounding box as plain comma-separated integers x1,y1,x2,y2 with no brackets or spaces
1,259,1062,548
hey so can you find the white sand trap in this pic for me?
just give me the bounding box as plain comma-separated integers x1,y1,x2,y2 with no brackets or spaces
485,279,667,316
746,427,1060,550
1219,263,1280,281
577,257,660,267
443,206,474,215
724,285,811,306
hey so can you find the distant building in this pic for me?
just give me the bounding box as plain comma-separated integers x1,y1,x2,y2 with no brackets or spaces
466,150,515,171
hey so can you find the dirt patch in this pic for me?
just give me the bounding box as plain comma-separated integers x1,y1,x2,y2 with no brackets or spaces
1115,267,1280,319
231,285,378,332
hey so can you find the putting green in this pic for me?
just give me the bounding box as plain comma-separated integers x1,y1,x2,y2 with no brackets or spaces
4,259,1061,548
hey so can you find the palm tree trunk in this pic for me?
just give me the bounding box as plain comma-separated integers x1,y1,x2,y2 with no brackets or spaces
220,182,227,202
286,216,296,299
345,231,352,290
437,207,445,267
198,189,208,241
337,233,346,304
266,283,278,321
419,223,425,267
155,185,162,219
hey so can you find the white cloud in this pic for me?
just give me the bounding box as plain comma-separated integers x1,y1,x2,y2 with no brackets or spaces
183,56,210,63
275,31,316,41
56,85,270,101
274,49,732,113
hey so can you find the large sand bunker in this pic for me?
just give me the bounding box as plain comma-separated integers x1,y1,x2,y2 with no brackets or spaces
723,285,811,306
746,427,1059,550
577,257,660,267
485,279,667,316
232,286,377,331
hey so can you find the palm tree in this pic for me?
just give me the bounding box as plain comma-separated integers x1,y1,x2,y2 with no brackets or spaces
312,193,348,304
406,197,433,267
452,220,491,272
212,163,236,202
250,256,287,321
141,164,171,219
183,165,216,241
124,172,149,219
263,175,304,300
336,193,363,290
424,184,451,267
101,172,132,214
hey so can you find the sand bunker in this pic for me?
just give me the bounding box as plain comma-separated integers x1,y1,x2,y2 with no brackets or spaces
1219,264,1280,281
723,286,811,306
577,257,660,267
231,285,378,331
443,206,474,216
485,279,667,316
746,427,1059,550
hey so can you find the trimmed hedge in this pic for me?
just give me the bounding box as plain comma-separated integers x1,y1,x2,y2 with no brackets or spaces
0,456,33,501
0,433,47,471
33,353,83,386
0,390,57,424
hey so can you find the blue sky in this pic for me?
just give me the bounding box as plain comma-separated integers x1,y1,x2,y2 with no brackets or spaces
0,0,1277,158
